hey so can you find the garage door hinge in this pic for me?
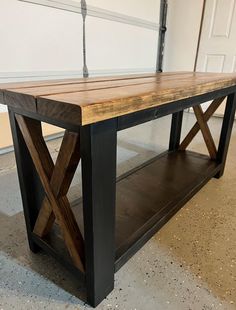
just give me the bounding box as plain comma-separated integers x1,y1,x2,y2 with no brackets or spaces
81,0,89,78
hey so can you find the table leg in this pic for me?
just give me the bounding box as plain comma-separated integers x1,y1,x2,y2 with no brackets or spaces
14,114,85,272
215,93,236,178
80,119,117,307
169,111,183,151
8,109,43,253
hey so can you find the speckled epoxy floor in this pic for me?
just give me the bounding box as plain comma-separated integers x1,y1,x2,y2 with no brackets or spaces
0,112,236,310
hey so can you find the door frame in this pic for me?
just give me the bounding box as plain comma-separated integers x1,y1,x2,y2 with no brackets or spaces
194,0,207,71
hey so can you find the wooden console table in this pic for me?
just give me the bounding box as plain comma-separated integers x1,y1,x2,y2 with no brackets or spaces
1,72,236,307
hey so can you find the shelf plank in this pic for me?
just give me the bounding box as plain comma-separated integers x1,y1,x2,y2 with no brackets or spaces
37,150,220,273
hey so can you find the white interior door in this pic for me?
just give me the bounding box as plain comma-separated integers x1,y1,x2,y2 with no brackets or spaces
196,0,236,115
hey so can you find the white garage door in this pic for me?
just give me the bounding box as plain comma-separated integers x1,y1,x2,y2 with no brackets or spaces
0,0,160,150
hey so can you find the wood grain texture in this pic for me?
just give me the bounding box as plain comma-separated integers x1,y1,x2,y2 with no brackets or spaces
179,97,225,150
34,130,81,237
3,91,36,112
31,73,236,125
193,105,217,159
1,72,236,125
15,115,85,272
4,73,195,97
0,72,184,91
31,150,220,281
70,150,219,260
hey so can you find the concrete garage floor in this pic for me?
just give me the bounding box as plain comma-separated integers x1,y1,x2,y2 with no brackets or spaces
0,112,236,310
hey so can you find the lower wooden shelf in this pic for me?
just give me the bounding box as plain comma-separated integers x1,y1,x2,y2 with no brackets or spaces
32,150,221,275
114,150,220,269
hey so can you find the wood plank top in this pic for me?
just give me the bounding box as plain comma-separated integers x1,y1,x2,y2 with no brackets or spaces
1,72,236,126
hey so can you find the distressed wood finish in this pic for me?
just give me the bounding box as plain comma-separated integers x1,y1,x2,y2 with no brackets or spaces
179,96,226,150
15,115,85,272
1,72,236,125
0,72,161,89
192,105,217,159
34,130,81,238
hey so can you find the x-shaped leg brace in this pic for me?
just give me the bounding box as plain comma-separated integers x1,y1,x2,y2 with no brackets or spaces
15,115,85,272
179,97,226,159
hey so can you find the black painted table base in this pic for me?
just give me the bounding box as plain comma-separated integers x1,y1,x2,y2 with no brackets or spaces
8,89,236,307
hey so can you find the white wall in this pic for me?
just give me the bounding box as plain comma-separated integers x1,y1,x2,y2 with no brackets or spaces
163,0,204,71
